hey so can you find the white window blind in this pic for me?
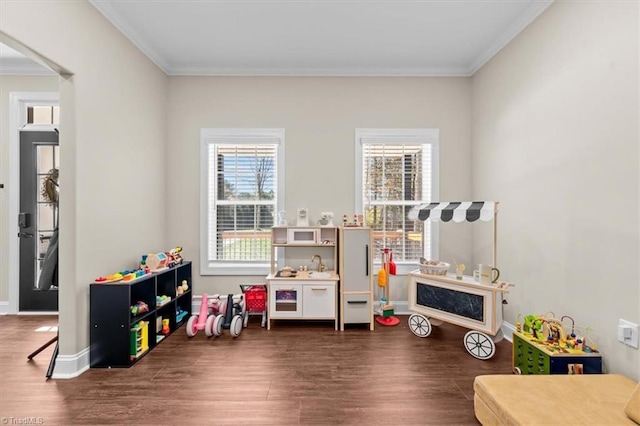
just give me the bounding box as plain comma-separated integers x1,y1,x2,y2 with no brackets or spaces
201,129,284,275
355,129,439,271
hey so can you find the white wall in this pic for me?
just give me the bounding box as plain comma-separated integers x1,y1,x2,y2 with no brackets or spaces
0,75,59,304
166,77,472,300
1,1,168,357
472,1,639,379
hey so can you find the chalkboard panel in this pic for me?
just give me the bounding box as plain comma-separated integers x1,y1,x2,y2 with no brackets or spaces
416,282,484,322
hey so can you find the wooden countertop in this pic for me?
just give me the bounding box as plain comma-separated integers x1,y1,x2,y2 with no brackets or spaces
267,270,339,281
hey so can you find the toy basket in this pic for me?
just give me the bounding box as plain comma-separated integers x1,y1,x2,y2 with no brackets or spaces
417,261,450,275
240,284,266,312
239,284,267,328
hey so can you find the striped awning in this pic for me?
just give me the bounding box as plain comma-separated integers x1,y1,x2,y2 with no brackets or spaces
408,201,497,222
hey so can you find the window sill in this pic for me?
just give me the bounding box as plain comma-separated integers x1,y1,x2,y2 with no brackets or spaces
201,263,270,276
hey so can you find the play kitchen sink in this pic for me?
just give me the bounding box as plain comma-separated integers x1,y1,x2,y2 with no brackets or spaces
308,271,331,279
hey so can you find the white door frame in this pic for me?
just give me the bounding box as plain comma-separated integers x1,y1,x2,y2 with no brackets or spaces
8,91,59,314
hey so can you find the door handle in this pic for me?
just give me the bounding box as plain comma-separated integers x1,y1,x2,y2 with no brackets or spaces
18,232,33,238
365,244,369,276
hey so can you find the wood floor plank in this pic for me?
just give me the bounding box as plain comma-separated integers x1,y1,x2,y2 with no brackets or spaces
0,315,512,425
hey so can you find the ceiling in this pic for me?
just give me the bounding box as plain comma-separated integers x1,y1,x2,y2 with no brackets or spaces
2,1,553,76
89,0,553,76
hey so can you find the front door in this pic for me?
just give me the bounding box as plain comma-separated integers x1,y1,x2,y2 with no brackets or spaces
19,128,59,312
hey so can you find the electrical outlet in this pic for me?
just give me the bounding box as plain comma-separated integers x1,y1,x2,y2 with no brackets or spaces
618,319,639,349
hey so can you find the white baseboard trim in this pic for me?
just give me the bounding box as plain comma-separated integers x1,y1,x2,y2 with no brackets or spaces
193,297,410,317
51,346,90,379
0,301,8,315
192,295,202,313
390,301,409,315
194,295,515,342
501,320,516,343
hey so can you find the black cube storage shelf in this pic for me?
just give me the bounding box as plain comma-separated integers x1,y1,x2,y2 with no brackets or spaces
90,261,192,368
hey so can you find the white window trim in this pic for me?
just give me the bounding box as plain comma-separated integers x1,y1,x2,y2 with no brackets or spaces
200,128,285,276
354,128,440,275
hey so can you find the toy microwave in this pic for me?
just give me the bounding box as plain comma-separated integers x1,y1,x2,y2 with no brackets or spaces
287,228,319,244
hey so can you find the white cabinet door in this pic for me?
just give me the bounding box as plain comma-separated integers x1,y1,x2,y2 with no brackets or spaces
302,282,335,318
269,283,303,318
343,293,372,324
341,228,372,292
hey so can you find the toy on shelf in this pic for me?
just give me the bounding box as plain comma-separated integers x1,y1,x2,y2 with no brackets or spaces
130,301,149,317
145,252,168,272
176,307,188,324
156,295,171,307
177,279,189,296
94,273,124,284
121,268,151,282
166,246,184,267
342,214,364,227
162,319,170,335
130,321,149,360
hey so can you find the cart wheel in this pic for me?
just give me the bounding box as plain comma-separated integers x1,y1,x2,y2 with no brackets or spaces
492,329,504,343
230,315,243,337
464,330,496,360
408,314,432,338
512,367,522,375
204,315,216,337
186,315,198,337
213,315,225,336
243,311,249,328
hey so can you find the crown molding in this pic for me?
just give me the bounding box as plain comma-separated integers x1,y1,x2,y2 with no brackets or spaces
0,62,56,75
166,66,472,77
89,0,170,74
467,0,554,75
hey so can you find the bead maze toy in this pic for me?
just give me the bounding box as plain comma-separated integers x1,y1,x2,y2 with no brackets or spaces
515,312,599,354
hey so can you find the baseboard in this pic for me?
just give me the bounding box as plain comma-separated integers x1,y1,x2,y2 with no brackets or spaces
51,346,90,379
194,297,409,316
390,300,409,315
0,301,8,315
194,295,515,342
501,320,516,343
192,295,202,313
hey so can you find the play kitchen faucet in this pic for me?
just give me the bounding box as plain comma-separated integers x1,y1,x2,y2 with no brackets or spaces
311,254,325,272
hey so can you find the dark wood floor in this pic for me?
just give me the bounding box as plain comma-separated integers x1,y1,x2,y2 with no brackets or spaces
0,315,512,425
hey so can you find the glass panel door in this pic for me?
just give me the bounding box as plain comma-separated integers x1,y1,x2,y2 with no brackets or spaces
271,285,302,317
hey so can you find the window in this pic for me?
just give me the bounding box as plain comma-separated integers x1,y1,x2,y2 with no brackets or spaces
27,105,59,124
201,128,284,275
355,129,439,273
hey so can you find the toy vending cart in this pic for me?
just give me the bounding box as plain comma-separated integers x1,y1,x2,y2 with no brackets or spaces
240,284,267,328
406,201,514,360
